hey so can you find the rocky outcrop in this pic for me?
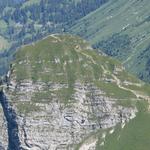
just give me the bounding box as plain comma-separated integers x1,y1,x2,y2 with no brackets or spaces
4,80,137,150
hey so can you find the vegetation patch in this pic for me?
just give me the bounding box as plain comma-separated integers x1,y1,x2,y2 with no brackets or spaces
96,101,150,150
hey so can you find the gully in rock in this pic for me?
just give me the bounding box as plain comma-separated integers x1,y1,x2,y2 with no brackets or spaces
0,91,22,150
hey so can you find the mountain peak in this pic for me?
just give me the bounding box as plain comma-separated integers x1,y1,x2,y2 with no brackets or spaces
0,35,148,149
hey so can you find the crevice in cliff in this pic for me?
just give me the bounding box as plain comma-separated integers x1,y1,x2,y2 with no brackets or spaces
21,116,43,150
21,117,32,149
0,91,22,150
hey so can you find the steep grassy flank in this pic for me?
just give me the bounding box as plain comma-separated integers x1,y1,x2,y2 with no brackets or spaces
96,101,150,150
69,0,150,82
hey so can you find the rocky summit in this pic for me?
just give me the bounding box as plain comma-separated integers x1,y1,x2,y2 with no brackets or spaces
0,34,150,150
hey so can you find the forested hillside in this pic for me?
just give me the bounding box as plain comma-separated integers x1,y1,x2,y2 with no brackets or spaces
0,0,108,46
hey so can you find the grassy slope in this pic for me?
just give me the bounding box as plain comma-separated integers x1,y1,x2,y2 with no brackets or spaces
13,34,140,100
11,34,150,149
0,36,10,51
69,0,150,82
96,101,150,150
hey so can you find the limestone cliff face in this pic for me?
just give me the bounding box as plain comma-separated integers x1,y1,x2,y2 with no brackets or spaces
0,105,8,150
0,34,144,150
5,81,137,149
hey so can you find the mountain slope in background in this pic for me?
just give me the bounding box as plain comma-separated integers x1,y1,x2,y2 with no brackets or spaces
69,0,150,82
0,0,108,46
0,35,150,150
